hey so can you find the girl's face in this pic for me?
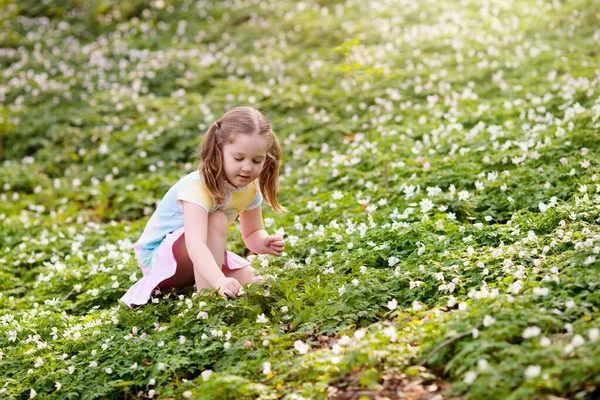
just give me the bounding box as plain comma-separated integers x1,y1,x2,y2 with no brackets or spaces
222,133,270,187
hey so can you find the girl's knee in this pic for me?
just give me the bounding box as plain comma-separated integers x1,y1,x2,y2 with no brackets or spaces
224,265,255,284
208,210,228,237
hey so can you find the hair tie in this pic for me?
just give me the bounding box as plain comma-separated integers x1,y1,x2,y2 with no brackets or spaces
214,121,221,130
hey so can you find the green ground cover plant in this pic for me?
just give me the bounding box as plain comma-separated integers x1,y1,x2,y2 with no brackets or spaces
1,0,599,398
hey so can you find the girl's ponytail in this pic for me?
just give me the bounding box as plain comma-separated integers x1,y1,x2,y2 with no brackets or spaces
199,121,228,204
259,131,285,213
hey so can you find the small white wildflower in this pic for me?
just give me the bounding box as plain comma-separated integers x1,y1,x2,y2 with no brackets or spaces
522,326,542,339
201,370,213,381
256,313,269,323
482,315,495,327
262,362,271,375
294,340,310,354
463,371,477,384
571,334,585,348
386,298,398,310
477,359,489,371
447,296,457,308
197,311,208,319
388,256,400,267
354,330,366,340
524,365,541,379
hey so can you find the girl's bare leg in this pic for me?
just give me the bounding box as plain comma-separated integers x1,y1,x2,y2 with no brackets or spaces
159,211,228,291
223,264,256,285
196,210,228,291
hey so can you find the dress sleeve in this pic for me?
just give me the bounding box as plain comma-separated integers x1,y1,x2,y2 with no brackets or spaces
245,181,263,210
176,180,214,212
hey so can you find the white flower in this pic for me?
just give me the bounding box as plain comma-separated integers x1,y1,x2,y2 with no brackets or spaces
354,330,366,340
338,285,346,295
256,313,269,323
331,356,341,364
539,337,551,347
157,363,166,371
359,266,368,274
463,371,477,384
447,296,457,307
388,256,400,267
89,361,98,367
524,365,541,379
533,287,549,297
105,367,113,374
477,359,489,371
386,298,398,310
179,336,186,345
130,362,138,370
483,315,495,327
412,300,423,311
281,306,289,313
201,370,213,381
55,382,62,390
183,391,192,398
338,335,351,345
420,198,434,213
458,190,470,201
571,334,585,348
262,362,271,375
30,389,37,398
197,311,208,319
522,326,541,339
589,328,599,342
382,326,397,342
294,340,310,354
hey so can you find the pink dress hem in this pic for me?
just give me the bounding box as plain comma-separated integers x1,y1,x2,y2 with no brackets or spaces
120,225,251,308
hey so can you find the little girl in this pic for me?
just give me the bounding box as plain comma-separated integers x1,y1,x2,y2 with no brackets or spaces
121,106,286,308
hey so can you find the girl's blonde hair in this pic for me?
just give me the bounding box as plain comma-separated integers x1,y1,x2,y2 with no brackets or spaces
198,106,284,213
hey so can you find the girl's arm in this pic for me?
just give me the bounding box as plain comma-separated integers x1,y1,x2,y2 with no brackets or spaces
182,201,228,287
239,205,284,256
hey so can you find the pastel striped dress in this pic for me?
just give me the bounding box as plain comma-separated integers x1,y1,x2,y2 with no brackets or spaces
120,170,262,308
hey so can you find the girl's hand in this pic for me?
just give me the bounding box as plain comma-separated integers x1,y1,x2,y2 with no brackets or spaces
264,235,285,256
214,276,243,299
